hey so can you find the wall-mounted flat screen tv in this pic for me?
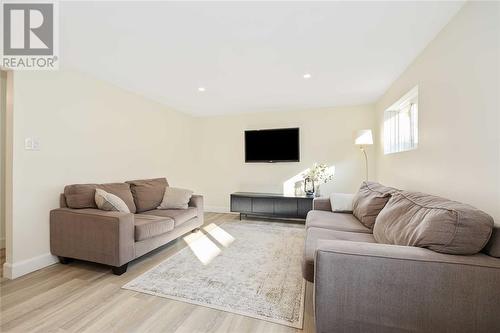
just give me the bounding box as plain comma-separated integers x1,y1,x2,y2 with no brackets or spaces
245,128,300,163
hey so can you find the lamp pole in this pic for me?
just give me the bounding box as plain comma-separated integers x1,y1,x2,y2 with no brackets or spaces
360,146,368,181
354,129,373,182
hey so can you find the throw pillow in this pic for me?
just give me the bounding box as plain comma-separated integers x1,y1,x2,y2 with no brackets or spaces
95,189,131,213
158,187,193,210
352,181,395,229
330,193,355,212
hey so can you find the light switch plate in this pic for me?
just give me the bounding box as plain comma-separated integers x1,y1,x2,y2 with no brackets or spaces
25,137,33,150
32,138,40,150
24,137,40,150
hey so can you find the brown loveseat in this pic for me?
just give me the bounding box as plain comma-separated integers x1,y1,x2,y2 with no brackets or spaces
50,178,203,275
303,182,500,332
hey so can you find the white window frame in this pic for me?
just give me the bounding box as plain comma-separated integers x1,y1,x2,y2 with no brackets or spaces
384,86,419,155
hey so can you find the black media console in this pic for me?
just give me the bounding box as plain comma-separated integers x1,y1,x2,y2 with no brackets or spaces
230,192,314,221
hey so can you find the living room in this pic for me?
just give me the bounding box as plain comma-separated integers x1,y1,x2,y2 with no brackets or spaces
0,1,499,332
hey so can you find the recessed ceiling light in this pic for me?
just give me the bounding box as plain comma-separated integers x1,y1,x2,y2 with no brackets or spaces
303,73,312,79
198,87,206,92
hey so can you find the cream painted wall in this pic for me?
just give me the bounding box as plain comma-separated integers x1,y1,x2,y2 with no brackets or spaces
0,71,6,248
375,1,500,222
191,106,375,212
6,70,195,277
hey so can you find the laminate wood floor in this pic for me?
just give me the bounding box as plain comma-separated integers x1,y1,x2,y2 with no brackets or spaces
0,248,5,279
0,213,315,333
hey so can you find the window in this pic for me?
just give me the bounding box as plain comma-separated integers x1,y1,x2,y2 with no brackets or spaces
384,86,418,154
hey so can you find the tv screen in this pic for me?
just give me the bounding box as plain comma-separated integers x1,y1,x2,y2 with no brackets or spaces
245,128,299,162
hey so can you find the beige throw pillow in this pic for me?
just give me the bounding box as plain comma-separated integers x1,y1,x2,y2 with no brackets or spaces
95,188,131,213
158,187,193,210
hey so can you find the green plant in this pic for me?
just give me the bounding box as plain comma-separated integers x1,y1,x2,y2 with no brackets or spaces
302,163,334,184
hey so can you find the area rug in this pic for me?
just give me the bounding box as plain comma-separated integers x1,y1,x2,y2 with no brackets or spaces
123,221,306,328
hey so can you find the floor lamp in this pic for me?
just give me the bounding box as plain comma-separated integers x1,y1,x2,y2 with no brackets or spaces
355,129,373,181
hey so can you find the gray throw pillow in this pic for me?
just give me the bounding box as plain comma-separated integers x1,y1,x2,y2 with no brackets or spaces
157,187,193,210
95,189,131,213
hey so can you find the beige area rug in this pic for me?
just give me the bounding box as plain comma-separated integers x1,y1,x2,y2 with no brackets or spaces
123,221,306,328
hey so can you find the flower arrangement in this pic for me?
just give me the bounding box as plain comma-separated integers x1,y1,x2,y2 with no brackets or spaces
302,163,334,184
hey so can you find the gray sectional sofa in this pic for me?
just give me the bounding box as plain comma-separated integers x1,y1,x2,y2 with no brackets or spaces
303,182,500,332
50,178,203,275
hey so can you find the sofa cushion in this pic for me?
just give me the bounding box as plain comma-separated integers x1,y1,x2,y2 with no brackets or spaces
306,210,371,233
302,227,376,282
352,181,395,229
374,191,494,255
134,214,174,241
482,225,500,258
64,183,136,213
126,178,168,212
140,207,198,227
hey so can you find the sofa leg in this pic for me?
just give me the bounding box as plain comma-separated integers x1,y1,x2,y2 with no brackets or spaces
112,263,128,275
58,256,73,265
192,228,201,233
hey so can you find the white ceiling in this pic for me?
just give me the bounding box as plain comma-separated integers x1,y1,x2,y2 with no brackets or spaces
60,1,464,116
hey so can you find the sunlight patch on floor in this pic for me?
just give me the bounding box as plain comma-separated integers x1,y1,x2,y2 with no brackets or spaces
204,223,235,247
183,231,221,265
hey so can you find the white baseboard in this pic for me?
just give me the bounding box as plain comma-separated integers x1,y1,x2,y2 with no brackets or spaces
3,253,58,279
205,206,231,213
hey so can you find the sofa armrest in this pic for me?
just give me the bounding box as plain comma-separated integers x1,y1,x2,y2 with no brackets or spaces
313,197,331,211
189,194,204,224
314,240,500,333
50,208,135,267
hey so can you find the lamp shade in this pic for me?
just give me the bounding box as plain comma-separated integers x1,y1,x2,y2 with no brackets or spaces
354,129,373,145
